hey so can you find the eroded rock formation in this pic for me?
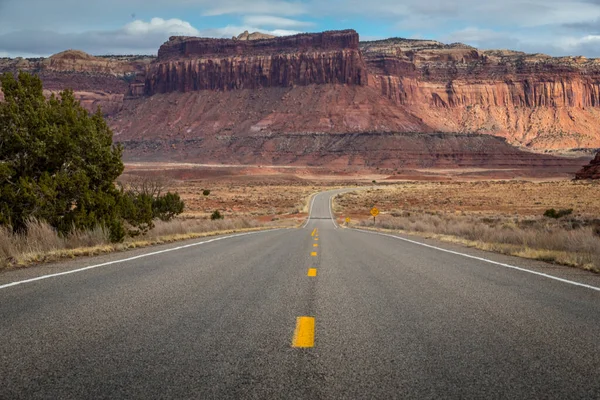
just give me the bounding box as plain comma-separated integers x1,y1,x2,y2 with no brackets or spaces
361,38,600,149
0,51,152,114
144,30,367,94
575,152,600,179
3,30,600,160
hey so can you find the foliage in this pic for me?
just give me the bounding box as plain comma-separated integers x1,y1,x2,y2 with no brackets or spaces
121,176,184,221
211,210,224,220
0,72,185,242
0,71,124,239
153,192,185,221
203,189,211,196
543,208,573,219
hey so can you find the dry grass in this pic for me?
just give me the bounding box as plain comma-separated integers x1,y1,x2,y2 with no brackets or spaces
161,180,329,219
337,181,600,272
337,181,600,216
354,214,600,271
0,218,282,270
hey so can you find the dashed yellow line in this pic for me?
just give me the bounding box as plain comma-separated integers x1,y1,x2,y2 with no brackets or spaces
292,317,315,348
313,244,318,247
311,228,317,237
307,268,317,277
311,252,317,256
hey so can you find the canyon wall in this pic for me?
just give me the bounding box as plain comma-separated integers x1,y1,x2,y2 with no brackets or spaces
0,51,151,114
362,39,600,148
3,30,600,157
144,30,367,94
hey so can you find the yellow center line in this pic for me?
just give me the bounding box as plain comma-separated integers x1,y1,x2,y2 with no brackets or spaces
307,268,317,277
311,252,317,256
313,244,318,247
314,238,319,241
311,228,317,237
292,316,315,348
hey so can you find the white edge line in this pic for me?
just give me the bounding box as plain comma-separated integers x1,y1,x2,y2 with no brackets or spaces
353,228,600,293
0,230,281,291
329,194,338,229
302,194,317,229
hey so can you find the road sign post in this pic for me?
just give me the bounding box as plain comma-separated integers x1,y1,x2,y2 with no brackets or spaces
370,207,379,225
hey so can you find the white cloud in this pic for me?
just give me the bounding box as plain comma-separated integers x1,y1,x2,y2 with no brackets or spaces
123,18,199,36
202,0,307,16
0,19,303,57
242,15,314,29
3,0,600,57
0,18,204,56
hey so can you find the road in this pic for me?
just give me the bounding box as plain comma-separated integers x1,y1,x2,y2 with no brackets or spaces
1,189,599,399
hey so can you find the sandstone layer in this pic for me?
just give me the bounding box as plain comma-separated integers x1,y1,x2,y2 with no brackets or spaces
575,152,600,179
0,51,152,114
119,130,586,173
2,30,600,168
362,38,600,149
144,30,366,94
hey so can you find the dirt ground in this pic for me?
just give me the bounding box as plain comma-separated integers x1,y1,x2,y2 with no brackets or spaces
335,181,600,220
120,163,599,223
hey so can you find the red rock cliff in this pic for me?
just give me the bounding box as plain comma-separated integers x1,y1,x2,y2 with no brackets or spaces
362,39,600,149
144,30,367,94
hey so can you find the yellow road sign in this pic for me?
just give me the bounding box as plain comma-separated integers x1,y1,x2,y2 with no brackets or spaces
345,217,351,223
370,207,380,217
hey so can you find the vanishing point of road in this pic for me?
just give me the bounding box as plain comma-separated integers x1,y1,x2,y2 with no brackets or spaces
1,189,599,399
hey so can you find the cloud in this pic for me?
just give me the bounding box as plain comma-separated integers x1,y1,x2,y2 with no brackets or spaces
3,0,600,57
123,18,199,36
0,18,302,56
201,0,307,16
242,15,314,29
0,18,202,56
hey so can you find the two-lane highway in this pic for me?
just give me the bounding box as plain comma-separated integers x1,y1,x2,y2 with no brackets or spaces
1,189,599,399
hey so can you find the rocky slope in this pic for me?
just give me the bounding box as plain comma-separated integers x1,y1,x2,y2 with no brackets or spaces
0,51,152,114
2,30,599,168
362,38,600,149
575,152,600,179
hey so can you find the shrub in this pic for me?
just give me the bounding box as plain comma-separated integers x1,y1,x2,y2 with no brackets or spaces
544,208,573,219
153,192,185,221
0,71,124,239
203,190,211,196
211,210,224,220
0,72,185,242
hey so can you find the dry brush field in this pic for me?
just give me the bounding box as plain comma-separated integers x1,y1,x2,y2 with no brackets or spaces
336,181,600,272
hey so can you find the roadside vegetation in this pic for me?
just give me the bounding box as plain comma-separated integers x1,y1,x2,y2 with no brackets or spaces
0,217,263,268
0,71,255,270
337,182,600,272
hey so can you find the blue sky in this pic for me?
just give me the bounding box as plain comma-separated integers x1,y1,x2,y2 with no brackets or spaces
2,0,600,57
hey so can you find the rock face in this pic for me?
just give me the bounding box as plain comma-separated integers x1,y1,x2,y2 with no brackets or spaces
3,30,600,165
144,30,367,94
575,152,600,179
0,51,152,115
233,31,276,41
361,38,600,149
119,131,586,172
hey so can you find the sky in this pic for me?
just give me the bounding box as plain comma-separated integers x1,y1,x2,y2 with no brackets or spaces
2,0,600,58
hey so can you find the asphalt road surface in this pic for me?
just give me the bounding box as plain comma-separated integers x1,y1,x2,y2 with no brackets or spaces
1,189,599,399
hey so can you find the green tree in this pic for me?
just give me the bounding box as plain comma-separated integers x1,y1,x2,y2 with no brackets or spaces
153,192,185,221
0,71,124,238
